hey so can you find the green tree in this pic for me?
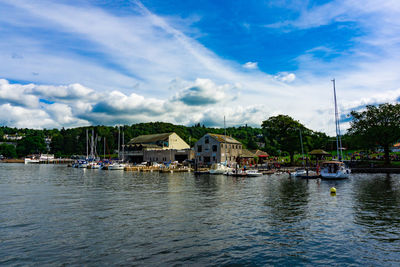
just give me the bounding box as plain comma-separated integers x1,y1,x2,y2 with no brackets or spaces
0,143,17,158
17,134,47,157
262,115,308,164
349,103,400,165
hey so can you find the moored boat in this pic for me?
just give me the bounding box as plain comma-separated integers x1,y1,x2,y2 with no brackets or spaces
320,161,350,179
290,168,307,177
245,170,263,177
209,163,232,175
24,157,40,164
108,162,126,170
320,79,350,179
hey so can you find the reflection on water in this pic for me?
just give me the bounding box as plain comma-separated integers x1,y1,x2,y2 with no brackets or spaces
0,164,399,266
353,174,400,263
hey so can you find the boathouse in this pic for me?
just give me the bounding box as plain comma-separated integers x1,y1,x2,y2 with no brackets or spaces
123,132,192,163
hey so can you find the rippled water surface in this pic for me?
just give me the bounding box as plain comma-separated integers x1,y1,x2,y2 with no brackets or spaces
1,164,400,266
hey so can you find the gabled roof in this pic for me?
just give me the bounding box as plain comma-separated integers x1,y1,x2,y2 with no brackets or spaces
251,149,269,157
127,132,173,145
241,149,256,158
208,133,241,144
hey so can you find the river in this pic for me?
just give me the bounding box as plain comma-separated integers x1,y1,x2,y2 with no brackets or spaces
0,163,399,266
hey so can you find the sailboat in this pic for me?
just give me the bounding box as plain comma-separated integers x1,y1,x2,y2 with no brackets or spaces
290,129,307,177
320,79,351,179
108,126,126,170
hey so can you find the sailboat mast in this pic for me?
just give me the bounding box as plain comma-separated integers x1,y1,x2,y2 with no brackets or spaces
122,131,125,162
91,129,94,159
118,126,120,160
332,79,341,160
299,129,304,167
224,116,227,164
86,128,88,159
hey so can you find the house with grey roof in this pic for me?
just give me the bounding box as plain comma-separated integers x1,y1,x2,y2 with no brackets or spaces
194,133,243,166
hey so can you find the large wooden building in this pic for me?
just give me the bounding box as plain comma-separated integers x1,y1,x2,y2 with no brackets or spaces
123,132,192,163
194,133,243,165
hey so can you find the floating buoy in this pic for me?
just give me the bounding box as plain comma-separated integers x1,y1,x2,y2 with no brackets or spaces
330,187,337,194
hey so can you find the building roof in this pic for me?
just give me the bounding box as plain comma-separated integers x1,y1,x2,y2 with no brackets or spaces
241,149,256,158
251,149,269,157
208,133,241,144
127,132,173,145
309,149,330,155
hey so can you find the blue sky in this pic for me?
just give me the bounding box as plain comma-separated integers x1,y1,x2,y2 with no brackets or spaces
0,0,400,135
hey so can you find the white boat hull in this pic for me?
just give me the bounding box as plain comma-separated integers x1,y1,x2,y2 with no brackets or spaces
209,163,232,174
321,169,350,179
290,169,307,177
108,164,125,170
246,170,263,177
24,158,40,164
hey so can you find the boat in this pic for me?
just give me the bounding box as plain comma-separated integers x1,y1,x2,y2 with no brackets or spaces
290,168,307,177
87,161,101,169
245,170,263,177
77,160,88,168
209,163,232,174
108,162,126,170
24,157,40,164
226,169,247,177
321,79,350,179
320,161,350,179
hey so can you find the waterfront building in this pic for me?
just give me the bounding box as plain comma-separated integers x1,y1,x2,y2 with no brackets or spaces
240,149,257,166
194,133,242,166
252,149,270,163
123,132,192,163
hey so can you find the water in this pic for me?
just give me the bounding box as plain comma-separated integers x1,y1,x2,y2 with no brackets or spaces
1,164,399,266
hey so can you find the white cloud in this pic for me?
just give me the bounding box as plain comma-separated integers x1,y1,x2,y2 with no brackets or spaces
32,83,98,101
243,62,258,70
173,78,236,106
0,79,38,108
274,72,296,83
0,103,54,129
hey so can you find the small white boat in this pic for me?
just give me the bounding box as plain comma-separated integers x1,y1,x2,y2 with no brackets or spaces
226,169,247,177
88,162,101,169
245,170,263,177
209,163,232,174
78,161,88,168
108,163,126,170
320,161,350,179
24,157,40,164
290,168,307,177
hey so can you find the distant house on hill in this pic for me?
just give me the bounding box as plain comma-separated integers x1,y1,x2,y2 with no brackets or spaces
194,133,243,165
3,134,23,141
123,132,192,163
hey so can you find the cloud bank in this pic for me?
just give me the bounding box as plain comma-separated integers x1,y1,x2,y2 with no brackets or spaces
0,0,400,135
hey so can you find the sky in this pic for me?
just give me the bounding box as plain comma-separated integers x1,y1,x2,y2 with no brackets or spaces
1,0,400,135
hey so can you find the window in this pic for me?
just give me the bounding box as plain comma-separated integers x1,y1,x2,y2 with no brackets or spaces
212,156,216,162
205,137,209,144
212,145,217,152
197,145,202,152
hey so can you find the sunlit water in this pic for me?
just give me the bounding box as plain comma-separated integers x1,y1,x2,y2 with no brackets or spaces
1,163,399,266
